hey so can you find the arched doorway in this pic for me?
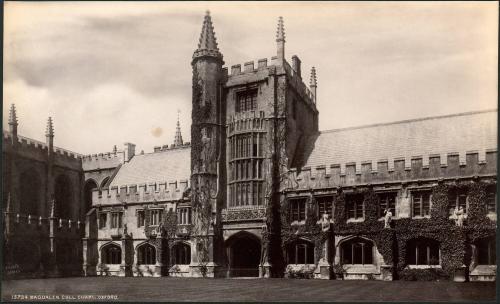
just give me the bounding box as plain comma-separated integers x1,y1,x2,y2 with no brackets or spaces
19,170,42,216
227,232,261,277
83,180,98,214
54,175,73,219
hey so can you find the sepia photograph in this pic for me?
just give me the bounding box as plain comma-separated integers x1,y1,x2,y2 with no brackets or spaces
1,1,498,302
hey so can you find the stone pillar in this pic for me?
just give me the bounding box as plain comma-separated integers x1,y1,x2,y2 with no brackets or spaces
315,234,332,279
119,234,132,277
154,235,167,277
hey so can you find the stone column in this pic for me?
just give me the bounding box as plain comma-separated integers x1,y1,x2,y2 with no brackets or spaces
120,234,132,277
316,234,332,279
154,234,167,277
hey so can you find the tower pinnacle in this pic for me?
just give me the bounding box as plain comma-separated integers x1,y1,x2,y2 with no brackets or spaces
45,117,54,138
276,16,285,65
310,67,317,104
8,104,17,127
276,16,285,42
193,11,223,62
174,110,183,147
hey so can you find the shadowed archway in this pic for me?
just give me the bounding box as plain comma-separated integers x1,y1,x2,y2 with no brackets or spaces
226,232,261,277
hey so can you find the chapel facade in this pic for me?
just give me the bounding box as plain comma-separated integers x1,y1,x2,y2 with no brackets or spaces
3,12,497,281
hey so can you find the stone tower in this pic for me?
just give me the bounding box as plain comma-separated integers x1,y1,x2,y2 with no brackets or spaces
190,11,226,277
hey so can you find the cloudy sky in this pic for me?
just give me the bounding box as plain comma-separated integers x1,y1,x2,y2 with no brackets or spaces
3,1,498,155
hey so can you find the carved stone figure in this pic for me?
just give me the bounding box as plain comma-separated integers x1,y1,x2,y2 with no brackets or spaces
455,206,465,227
384,209,392,229
321,213,330,232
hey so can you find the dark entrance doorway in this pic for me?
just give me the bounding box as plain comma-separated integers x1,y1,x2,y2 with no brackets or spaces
227,233,261,277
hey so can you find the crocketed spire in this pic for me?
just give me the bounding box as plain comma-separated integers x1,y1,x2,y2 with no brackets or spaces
8,104,17,126
174,111,183,147
45,117,54,138
193,11,223,61
276,16,285,42
310,67,317,87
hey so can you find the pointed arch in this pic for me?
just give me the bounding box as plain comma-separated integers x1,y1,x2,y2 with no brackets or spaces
100,242,121,265
136,242,156,265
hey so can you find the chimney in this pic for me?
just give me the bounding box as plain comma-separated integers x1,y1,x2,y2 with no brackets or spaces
292,55,301,78
124,142,136,162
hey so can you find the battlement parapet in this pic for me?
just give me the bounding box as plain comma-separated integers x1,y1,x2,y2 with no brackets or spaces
229,57,272,76
228,111,267,135
289,150,497,189
153,142,191,153
92,179,190,205
3,131,83,163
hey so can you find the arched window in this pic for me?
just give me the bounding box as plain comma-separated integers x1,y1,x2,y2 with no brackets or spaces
19,170,42,216
341,237,374,265
172,243,191,265
83,180,98,214
101,244,121,264
101,177,110,189
287,239,314,264
54,175,73,219
476,237,496,265
137,244,156,265
406,238,440,266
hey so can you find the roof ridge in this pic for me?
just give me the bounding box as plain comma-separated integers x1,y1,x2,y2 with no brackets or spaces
319,109,497,134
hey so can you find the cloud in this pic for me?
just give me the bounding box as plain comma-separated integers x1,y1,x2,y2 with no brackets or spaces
3,2,498,154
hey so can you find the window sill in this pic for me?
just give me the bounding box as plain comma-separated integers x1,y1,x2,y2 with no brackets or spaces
291,220,306,226
343,264,377,273
407,265,441,269
470,265,496,275
346,218,364,223
411,216,431,220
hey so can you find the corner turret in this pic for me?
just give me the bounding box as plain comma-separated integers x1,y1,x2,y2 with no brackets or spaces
310,67,317,104
8,104,18,144
276,16,285,65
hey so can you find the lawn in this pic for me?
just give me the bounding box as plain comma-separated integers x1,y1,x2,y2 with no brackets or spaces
2,277,496,302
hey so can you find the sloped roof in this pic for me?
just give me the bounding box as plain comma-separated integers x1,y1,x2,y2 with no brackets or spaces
303,109,497,169
110,146,191,187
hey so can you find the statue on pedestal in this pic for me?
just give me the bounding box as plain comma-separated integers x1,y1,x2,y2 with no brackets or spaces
454,206,465,227
384,208,392,229
321,213,330,232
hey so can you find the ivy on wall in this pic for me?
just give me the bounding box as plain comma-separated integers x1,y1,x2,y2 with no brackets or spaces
278,181,495,280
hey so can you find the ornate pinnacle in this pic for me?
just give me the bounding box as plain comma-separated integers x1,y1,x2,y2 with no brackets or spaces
310,67,317,87
50,198,56,218
45,117,54,138
113,145,117,153
193,11,223,60
174,110,183,146
276,16,285,42
8,104,17,126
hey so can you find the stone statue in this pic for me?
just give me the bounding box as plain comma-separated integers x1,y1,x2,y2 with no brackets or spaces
455,206,465,227
123,223,128,235
321,213,331,232
260,220,269,265
384,209,392,229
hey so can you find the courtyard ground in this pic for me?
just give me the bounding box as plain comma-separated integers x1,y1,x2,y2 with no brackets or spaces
1,277,496,302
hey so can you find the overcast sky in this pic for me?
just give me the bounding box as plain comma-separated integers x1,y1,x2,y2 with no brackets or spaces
3,1,498,155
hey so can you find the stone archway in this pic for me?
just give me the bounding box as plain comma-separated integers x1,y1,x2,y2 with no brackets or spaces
226,232,261,277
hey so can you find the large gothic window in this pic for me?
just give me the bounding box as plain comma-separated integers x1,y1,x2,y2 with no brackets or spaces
236,89,258,112
406,238,440,266
137,243,156,265
83,180,98,214
341,237,374,265
19,170,41,216
411,191,431,217
290,198,306,222
346,193,364,220
101,243,121,264
54,175,73,219
287,240,314,265
172,243,191,265
228,132,265,207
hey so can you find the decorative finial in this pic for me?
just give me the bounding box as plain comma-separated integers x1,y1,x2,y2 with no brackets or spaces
113,145,117,153
8,104,17,126
45,117,54,138
174,110,184,147
276,16,285,42
310,67,317,87
50,198,56,218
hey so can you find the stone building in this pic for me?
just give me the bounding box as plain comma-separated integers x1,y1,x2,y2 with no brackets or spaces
2,105,86,278
3,12,497,281
82,12,497,281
